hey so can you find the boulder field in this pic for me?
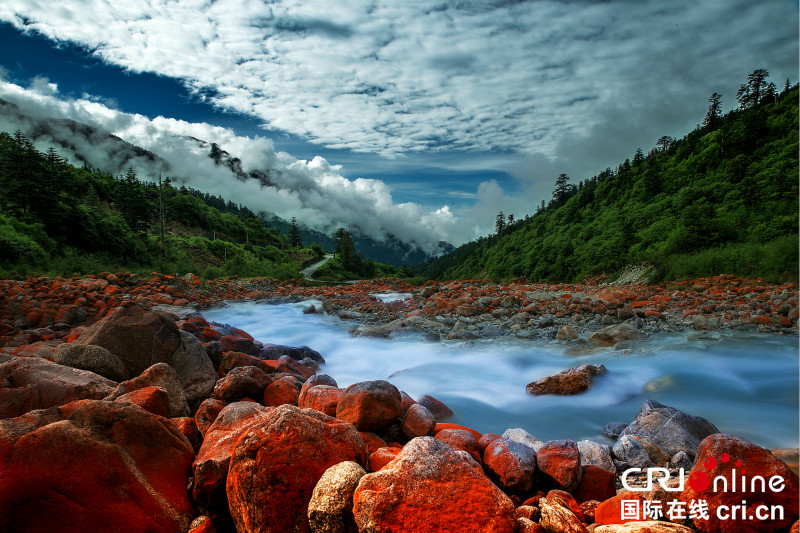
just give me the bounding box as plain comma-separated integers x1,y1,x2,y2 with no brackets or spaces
0,272,797,533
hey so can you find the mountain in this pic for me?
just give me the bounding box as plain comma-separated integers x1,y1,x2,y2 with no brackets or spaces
420,85,799,284
0,97,446,266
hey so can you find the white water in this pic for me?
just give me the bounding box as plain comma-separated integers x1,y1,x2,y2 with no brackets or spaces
203,299,800,449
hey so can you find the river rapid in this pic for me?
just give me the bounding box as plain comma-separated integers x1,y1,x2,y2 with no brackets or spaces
203,296,799,450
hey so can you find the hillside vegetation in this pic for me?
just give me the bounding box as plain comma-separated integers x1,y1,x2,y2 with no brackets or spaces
421,83,798,284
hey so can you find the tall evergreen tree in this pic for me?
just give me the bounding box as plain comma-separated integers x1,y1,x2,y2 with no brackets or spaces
737,68,769,109
703,93,723,129
289,217,301,248
495,211,506,236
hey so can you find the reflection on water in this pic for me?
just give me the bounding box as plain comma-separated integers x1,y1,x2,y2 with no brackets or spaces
203,300,799,449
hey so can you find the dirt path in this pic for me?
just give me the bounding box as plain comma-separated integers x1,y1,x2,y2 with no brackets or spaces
301,254,334,280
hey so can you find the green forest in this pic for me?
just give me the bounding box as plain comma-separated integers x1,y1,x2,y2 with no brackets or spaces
421,76,799,284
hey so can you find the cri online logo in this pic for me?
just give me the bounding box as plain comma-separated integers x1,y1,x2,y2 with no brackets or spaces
621,453,787,494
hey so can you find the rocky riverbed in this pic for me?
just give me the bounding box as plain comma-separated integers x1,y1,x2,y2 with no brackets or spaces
0,272,798,533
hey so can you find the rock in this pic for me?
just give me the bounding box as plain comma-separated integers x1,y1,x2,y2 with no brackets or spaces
612,435,653,471
368,447,401,472
538,496,588,533
417,394,454,421
630,435,670,466
171,416,202,453
576,465,616,503
336,380,402,433
436,422,483,441
537,440,583,493
104,362,191,418
557,325,579,340
580,500,600,524
483,437,539,493
0,356,116,419
263,375,301,407
114,385,171,417
594,493,646,525
578,440,615,472
53,343,128,382
188,515,217,533
516,517,543,533
227,405,367,533
212,365,273,403
669,450,693,470
221,334,260,356
603,422,628,440
503,427,544,452
435,428,482,464
358,432,387,456
300,374,339,402
0,399,195,533
679,434,799,533
547,489,586,522
195,397,227,436
479,432,503,452
588,324,642,347
620,400,718,459
593,523,696,533
401,403,436,439
526,364,607,396
300,385,344,417
354,437,515,533
261,343,326,363
192,402,272,513
308,461,366,533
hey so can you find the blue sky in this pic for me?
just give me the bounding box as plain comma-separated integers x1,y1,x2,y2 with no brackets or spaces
0,1,797,250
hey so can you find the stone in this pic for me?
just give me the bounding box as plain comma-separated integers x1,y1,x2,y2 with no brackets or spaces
104,362,191,418
212,365,273,403
221,334,260,356
368,447,401,472
620,400,718,459
503,428,544,452
171,416,202,453
594,493,646,525
526,364,607,396
300,374,338,402
195,397,227,437
53,343,128,382
516,517,544,533
0,399,195,533
484,437,539,494
261,343,325,363
263,375,301,407
300,385,344,417
669,450,693,470
401,403,436,439
679,434,799,533
580,500,600,524
308,461,366,533
417,394,454,421
0,356,116,419
193,402,272,513
538,496,588,533
436,422,483,441
227,405,367,533
557,325,579,340
593,523,696,533
630,435,670,466
537,440,583,494
336,380,402,433
603,422,627,440
613,435,654,471
188,515,217,533
576,439,613,469
435,428,482,464
588,324,642,347
358,432,387,456
547,489,585,522
576,465,616,503
479,432,503,452
114,385,171,417
354,437,515,533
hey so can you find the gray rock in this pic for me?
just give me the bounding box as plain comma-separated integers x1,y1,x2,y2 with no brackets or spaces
603,422,628,439
54,343,128,382
417,394,453,421
588,323,642,346
612,435,653,471
577,440,614,471
503,428,545,452
308,461,366,533
620,399,718,459
669,450,694,470
172,331,218,406
484,437,539,493
525,364,607,396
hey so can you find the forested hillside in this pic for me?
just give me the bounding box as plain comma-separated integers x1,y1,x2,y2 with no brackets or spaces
421,80,798,284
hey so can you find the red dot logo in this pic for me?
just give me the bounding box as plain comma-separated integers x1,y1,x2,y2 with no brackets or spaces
704,457,717,470
735,459,742,467
689,471,710,492
720,453,730,463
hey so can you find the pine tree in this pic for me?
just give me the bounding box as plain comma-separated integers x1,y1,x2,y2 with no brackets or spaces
703,93,723,129
289,217,301,248
495,211,506,236
736,69,769,109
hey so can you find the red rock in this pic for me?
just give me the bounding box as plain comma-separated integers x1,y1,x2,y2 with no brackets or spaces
299,374,338,403
192,402,272,512
417,393,454,421
434,422,483,441
479,432,503,452
539,496,587,533
188,516,217,533
227,405,366,533
336,380,402,433
401,403,436,438
220,351,276,375
580,500,600,524
679,433,799,533
114,385,171,417
537,439,583,493
195,397,227,437
516,517,545,533
435,428,482,464
547,489,585,522
594,493,646,525
263,376,301,407
103,362,191,418
483,437,538,494
0,356,116,419
400,390,417,414
576,465,616,503
172,416,202,453
369,446,401,472
354,437,515,533
221,335,260,356
0,399,195,533
359,431,388,456
298,384,343,416
212,365,273,403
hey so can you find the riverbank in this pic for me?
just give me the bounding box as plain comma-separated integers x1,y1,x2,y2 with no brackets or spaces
0,272,797,533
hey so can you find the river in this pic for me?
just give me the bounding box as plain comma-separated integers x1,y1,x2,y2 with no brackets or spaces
203,296,799,450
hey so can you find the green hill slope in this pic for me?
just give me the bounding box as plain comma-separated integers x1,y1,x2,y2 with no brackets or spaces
421,85,799,283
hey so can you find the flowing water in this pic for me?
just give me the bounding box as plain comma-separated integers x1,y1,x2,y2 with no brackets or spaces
203,297,799,449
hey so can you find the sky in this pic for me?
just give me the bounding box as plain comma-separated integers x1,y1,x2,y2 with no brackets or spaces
0,0,797,252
